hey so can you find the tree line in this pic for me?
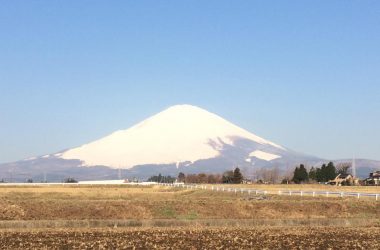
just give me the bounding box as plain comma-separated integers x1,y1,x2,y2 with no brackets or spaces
290,162,351,184
145,162,352,185
148,168,244,184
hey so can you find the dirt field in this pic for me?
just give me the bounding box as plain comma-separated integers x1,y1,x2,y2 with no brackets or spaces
0,185,379,249
1,227,379,249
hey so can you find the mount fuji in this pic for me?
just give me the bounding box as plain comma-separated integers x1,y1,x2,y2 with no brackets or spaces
0,105,377,181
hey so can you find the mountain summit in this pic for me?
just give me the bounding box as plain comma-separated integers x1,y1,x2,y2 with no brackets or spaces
60,104,285,169
7,104,378,182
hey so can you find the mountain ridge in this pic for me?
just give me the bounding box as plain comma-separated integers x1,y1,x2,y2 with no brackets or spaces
0,104,378,181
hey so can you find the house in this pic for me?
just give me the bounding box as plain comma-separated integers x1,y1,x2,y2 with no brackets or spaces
365,171,380,186
328,174,356,186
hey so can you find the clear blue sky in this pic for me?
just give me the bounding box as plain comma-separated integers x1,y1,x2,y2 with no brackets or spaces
1,1,379,163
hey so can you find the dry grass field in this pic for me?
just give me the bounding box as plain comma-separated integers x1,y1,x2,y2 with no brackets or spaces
0,185,379,249
204,183,380,194
0,185,379,221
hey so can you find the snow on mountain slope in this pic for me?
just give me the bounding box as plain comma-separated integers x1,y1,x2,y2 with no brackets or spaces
249,150,281,161
61,105,285,169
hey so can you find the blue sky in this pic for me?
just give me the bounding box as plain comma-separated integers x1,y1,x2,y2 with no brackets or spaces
0,1,379,163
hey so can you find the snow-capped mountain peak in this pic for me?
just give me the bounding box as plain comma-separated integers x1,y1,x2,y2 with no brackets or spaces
60,104,285,169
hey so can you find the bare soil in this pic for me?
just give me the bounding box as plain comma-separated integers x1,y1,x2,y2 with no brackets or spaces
0,227,379,249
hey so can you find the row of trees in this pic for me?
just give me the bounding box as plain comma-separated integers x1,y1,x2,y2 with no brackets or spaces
0,177,77,183
149,162,349,185
291,162,351,184
221,168,244,184
148,168,244,184
178,168,243,184
147,174,176,183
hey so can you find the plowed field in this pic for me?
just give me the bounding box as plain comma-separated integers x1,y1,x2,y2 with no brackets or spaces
1,227,379,249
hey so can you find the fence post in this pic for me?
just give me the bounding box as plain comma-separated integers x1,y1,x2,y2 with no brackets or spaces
357,193,360,199
340,192,344,198
326,192,329,197
312,192,315,197
278,190,282,195
300,191,303,197
289,191,292,196
376,194,379,201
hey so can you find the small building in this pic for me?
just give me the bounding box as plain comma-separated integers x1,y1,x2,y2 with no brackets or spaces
329,174,356,186
242,179,253,184
364,171,380,186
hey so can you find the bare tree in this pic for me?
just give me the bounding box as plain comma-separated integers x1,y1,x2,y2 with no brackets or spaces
255,167,281,184
336,163,352,175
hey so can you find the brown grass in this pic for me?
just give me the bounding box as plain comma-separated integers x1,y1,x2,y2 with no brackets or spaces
203,183,380,193
0,185,379,222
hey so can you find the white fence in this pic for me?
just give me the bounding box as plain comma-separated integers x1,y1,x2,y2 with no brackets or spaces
0,181,157,186
159,183,380,201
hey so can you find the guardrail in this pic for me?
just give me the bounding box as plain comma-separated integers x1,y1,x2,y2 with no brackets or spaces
158,183,380,201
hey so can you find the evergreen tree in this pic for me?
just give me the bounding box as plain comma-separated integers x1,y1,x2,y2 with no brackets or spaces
299,164,309,182
233,167,243,184
292,164,308,184
147,174,175,183
178,172,185,182
222,170,234,184
64,177,78,183
309,167,317,181
314,162,337,182
325,162,337,181
316,164,326,182
292,166,300,184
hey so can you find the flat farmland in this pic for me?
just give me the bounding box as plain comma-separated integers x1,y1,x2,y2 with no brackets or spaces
0,185,379,221
1,227,379,249
0,185,379,249
202,183,380,194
